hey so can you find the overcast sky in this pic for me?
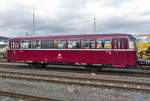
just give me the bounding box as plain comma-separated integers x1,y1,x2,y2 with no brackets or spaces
0,0,150,37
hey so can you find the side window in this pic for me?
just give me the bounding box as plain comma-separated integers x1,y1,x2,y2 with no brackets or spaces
122,40,126,49
114,39,117,49
31,40,41,49
128,38,136,49
54,40,66,49
41,40,53,49
9,41,10,49
118,39,121,48
82,39,95,49
12,41,15,49
68,39,80,49
10,41,14,49
14,41,19,49
20,40,29,49
97,39,112,49
104,39,112,49
97,39,104,48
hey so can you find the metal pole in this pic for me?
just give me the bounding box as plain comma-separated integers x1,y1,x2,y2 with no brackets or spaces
33,11,35,36
94,16,96,33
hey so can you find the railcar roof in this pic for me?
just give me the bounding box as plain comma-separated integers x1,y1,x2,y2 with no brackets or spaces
10,33,134,40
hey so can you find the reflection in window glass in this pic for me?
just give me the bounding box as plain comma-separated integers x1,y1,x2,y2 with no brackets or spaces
68,39,80,49
10,41,14,49
14,41,19,49
41,40,53,49
82,39,95,48
31,40,41,49
122,40,126,49
54,40,66,49
114,40,117,49
118,39,121,48
20,40,29,49
104,40,111,49
128,38,136,49
97,39,111,49
97,40,104,48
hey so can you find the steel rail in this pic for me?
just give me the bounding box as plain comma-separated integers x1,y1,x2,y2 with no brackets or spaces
0,91,62,101
0,75,150,93
0,70,149,86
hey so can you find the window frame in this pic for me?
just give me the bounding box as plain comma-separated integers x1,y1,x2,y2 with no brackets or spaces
67,39,80,49
128,38,136,49
14,40,20,49
54,39,66,49
81,39,96,49
41,39,53,49
30,40,41,49
96,38,112,49
20,40,30,49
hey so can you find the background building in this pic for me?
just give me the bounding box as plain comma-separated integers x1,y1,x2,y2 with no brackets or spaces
0,37,9,59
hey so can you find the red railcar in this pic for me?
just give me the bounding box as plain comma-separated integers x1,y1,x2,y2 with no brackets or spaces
7,34,136,68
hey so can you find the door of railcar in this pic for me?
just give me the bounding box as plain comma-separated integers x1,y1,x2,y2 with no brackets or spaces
112,38,127,66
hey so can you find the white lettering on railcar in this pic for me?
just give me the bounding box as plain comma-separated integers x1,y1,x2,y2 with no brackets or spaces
57,53,62,59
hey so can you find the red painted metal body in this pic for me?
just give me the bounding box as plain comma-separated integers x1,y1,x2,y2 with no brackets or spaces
7,34,136,67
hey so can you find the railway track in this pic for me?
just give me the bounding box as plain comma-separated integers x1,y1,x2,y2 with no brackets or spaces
0,91,61,101
0,70,150,93
0,62,150,79
0,70,150,86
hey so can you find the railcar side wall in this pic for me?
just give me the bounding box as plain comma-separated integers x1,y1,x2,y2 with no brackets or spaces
7,49,136,66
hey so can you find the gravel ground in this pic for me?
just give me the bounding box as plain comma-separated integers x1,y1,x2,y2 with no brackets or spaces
0,78,150,101
0,95,33,101
0,65,150,101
